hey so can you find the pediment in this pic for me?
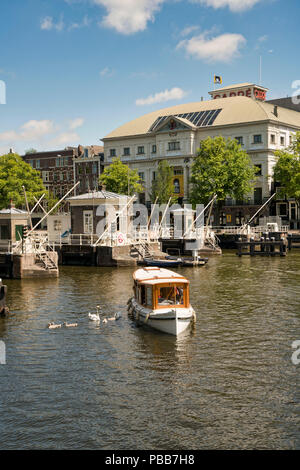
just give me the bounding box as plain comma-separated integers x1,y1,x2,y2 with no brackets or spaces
150,115,195,133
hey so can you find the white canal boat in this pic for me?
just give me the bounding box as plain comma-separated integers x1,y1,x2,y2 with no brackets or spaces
128,267,195,336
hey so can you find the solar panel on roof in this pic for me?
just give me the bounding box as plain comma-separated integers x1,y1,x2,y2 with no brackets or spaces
149,109,222,131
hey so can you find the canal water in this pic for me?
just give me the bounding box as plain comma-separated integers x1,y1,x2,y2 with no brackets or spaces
0,252,299,450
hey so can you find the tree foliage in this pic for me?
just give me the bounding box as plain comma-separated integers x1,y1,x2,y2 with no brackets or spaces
274,132,300,208
99,158,143,196
190,136,257,206
151,160,178,204
25,148,37,155
0,153,46,209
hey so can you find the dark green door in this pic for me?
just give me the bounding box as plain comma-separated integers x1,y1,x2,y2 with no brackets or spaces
15,225,23,241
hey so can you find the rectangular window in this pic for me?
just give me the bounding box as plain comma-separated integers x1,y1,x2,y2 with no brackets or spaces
152,171,156,181
42,171,49,182
138,172,145,182
124,147,130,156
152,144,157,154
83,211,93,234
0,225,9,240
279,204,287,216
110,149,116,157
54,220,62,232
254,164,262,176
168,142,180,151
235,136,244,146
253,135,262,144
280,136,285,146
254,188,263,205
92,163,98,175
157,285,185,307
84,148,89,158
137,146,145,155
36,159,40,169
270,134,276,144
174,168,183,175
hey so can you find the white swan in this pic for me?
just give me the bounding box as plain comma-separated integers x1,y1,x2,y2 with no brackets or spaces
88,312,101,322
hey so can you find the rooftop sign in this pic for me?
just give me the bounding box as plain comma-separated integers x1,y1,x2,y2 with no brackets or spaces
209,83,268,101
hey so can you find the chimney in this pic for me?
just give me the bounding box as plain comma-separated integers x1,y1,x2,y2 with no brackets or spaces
274,105,278,117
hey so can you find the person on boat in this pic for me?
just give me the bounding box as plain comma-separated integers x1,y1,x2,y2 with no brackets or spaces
176,287,184,305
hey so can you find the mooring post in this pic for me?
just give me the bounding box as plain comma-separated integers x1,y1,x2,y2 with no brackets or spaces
270,237,275,254
238,237,242,257
250,237,255,256
287,234,292,251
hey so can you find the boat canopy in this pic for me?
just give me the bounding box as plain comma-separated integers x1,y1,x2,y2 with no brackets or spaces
133,267,189,286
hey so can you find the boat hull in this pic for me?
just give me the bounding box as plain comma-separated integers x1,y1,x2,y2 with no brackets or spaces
128,298,195,336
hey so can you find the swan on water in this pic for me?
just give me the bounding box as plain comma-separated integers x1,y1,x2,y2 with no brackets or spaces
88,312,101,322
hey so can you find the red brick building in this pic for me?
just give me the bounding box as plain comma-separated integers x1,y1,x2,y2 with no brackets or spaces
22,145,104,200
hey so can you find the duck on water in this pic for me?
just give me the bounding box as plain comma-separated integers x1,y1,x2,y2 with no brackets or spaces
128,267,195,336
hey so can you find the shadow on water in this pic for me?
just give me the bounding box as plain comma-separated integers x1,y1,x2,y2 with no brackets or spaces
0,254,299,450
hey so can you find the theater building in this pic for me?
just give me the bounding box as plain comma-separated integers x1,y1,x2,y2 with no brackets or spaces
102,83,300,226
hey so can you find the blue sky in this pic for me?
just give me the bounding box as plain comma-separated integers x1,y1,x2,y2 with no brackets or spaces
0,0,299,155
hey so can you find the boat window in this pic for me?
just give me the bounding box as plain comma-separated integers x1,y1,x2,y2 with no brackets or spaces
140,286,146,305
157,285,184,306
146,286,153,307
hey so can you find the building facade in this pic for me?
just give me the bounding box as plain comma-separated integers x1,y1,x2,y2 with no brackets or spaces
23,149,76,200
102,83,300,226
23,145,104,200
73,145,104,195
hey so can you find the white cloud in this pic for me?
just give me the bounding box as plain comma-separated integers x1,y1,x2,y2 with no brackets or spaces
19,120,55,140
180,25,201,37
0,118,82,154
0,120,55,142
136,87,187,106
258,34,268,42
177,31,246,63
69,117,85,130
94,0,164,34
100,66,114,77
68,15,91,31
49,132,80,146
40,16,64,31
191,0,262,12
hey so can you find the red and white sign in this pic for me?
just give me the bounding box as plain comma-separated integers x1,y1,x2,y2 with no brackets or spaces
209,84,268,101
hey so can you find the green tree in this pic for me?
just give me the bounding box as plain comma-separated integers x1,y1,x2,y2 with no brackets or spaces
99,158,143,196
151,160,178,204
274,132,300,218
190,136,257,206
25,148,37,155
0,153,46,209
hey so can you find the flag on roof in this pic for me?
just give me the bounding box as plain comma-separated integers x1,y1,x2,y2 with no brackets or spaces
214,75,222,85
